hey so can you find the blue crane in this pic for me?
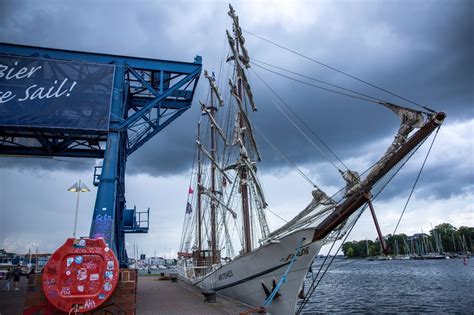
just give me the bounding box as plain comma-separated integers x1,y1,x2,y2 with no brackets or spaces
0,43,202,266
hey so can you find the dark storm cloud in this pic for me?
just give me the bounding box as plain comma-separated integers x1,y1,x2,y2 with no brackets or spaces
0,156,94,172
0,0,472,196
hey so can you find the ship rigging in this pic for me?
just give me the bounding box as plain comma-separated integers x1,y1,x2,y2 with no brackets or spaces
178,4,445,315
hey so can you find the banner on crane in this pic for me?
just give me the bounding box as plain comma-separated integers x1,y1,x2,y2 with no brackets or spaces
0,55,114,131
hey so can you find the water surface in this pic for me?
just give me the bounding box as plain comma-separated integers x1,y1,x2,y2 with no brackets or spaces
299,258,473,314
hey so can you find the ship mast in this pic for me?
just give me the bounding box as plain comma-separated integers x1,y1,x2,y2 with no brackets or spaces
198,70,226,264
239,86,252,254
237,34,252,255
210,81,218,264
196,122,202,252
228,4,254,254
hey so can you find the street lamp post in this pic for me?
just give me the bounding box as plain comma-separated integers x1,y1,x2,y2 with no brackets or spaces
28,242,36,269
68,180,90,238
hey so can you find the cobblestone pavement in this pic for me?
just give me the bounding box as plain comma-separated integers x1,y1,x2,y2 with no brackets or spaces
136,276,250,315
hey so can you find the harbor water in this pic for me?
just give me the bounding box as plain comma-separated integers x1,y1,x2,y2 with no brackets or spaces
300,258,474,314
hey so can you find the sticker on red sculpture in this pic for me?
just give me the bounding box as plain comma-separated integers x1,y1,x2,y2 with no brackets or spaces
42,238,119,313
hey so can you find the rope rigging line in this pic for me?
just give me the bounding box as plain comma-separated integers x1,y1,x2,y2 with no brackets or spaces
296,230,342,314
296,210,362,314
179,115,202,252
222,86,235,167
253,123,316,187
250,67,346,172
371,134,430,205
252,61,382,104
217,16,231,86
251,58,387,103
392,126,441,236
252,65,349,169
296,128,436,310
325,255,365,271
251,62,376,171
187,120,200,203
243,29,436,113
251,62,378,171
262,237,306,309
265,206,289,223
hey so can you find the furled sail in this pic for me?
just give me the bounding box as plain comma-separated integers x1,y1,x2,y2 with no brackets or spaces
228,4,250,67
341,170,360,197
228,79,261,160
265,187,336,240
226,31,257,112
204,70,224,107
200,100,227,143
345,102,425,196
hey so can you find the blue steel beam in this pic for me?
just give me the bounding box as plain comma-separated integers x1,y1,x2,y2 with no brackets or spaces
0,147,104,158
118,65,201,130
0,130,106,157
0,43,202,74
89,63,126,257
127,107,188,156
120,63,201,156
129,97,191,109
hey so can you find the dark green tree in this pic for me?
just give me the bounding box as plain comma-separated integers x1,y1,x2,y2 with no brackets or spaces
430,223,457,252
342,223,472,257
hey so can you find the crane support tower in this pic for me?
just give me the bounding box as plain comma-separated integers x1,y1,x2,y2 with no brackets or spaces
0,43,202,266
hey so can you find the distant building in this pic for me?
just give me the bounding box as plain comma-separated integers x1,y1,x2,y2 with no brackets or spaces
145,257,176,266
0,249,51,268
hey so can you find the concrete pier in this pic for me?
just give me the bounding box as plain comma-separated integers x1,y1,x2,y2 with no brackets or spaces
0,275,250,314
0,276,27,315
137,276,249,314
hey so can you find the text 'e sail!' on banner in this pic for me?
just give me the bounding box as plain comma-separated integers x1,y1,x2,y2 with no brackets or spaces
0,55,115,131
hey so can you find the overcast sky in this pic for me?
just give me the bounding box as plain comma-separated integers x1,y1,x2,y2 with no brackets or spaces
0,0,472,258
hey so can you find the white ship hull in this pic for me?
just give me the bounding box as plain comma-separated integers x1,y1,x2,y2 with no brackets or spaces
185,228,322,315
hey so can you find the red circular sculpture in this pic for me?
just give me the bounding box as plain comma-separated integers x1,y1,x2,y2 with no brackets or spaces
42,238,119,313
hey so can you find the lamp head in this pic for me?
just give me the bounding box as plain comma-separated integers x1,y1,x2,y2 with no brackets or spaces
68,182,90,192
67,183,79,192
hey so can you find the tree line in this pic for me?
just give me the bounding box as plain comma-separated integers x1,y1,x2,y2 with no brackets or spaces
342,223,473,258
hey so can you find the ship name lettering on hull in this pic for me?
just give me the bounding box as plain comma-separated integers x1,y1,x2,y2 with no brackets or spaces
218,270,233,281
280,246,310,262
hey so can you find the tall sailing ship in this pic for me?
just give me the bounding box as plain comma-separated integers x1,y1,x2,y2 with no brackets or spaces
178,5,445,314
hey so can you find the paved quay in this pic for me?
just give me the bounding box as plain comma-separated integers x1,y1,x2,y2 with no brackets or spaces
0,277,28,315
0,276,251,315
137,276,250,314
